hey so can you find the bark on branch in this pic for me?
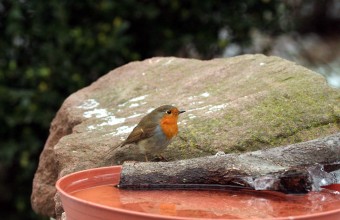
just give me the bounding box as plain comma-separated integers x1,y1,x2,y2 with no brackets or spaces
118,133,340,193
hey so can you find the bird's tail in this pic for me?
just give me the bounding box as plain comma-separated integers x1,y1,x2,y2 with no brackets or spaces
103,141,125,162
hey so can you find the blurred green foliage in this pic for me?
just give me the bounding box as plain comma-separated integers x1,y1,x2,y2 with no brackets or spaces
0,0,293,219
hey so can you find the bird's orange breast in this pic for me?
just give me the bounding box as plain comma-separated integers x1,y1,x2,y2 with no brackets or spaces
160,115,179,139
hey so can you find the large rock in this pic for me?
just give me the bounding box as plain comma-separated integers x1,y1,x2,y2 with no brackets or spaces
31,55,340,218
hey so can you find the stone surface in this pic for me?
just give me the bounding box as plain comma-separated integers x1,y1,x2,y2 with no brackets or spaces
31,55,340,218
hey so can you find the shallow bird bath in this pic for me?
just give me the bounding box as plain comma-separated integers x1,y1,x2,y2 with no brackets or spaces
56,166,340,220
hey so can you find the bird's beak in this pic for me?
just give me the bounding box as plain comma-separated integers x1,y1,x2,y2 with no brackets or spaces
179,110,185,114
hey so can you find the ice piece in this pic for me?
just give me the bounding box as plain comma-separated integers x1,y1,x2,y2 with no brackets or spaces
308,164,337,191
253,176,280,191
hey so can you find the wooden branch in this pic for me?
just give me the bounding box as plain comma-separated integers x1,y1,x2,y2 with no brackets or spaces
118,133,340,193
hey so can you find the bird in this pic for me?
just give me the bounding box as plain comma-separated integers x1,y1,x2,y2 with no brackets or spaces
114,105,185,161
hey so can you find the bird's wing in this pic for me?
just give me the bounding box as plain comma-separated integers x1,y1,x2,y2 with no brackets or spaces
122,122,158,145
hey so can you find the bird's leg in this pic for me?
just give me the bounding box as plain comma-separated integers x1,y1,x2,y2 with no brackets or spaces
151,154,168,162
158,154,168,161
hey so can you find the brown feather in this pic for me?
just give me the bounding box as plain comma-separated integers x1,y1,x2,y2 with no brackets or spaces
120,123,157,146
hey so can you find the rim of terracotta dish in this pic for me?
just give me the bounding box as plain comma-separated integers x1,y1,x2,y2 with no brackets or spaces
56,166,340,220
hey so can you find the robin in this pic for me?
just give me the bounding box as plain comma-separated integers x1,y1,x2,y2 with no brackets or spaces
115,105,185,161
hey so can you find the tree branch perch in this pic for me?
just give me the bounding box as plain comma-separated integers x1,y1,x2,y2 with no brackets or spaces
118,133,340,193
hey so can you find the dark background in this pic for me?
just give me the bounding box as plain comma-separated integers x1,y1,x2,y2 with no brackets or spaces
0,1,339,219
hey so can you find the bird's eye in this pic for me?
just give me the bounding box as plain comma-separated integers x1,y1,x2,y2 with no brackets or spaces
166,110,172,114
